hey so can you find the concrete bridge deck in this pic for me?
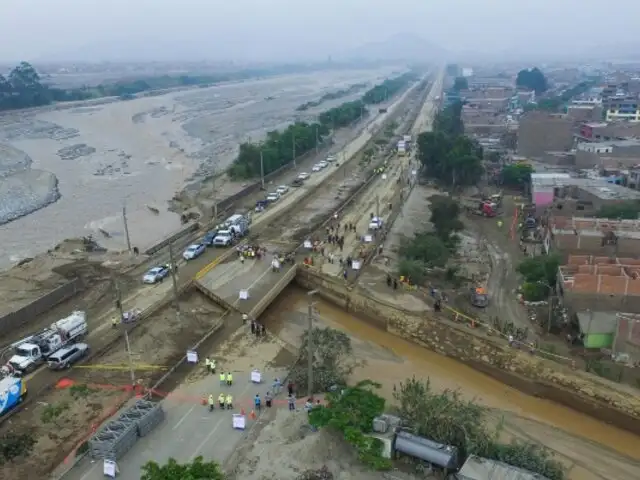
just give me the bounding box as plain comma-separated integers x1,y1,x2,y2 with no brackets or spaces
195,242,298,318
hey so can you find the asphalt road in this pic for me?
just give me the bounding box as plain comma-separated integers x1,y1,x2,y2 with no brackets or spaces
2,76,428,425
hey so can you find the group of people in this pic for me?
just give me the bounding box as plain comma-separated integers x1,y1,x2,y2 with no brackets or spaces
250,319,266,337
206,370,234,411
237,245,265,262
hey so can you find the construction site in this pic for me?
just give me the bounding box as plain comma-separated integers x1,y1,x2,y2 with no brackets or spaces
0,70,640,480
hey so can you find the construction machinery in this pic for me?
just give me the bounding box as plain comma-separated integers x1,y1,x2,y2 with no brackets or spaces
470,286,489,307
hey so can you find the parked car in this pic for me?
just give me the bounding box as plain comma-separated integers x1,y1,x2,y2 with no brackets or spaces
297,172,310,180
183,243,205,260
47,343,90,370
291,178,304,187
311,164,321,172
318,161,328,169
142,265,171,284
276,185,289,195
369,217,383,230
266,192,280,202
326,155,337,162
203,229,219,246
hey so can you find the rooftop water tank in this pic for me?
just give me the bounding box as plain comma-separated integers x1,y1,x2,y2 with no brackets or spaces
394,430,459,470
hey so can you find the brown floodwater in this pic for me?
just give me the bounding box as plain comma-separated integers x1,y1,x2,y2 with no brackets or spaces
264,286,640,464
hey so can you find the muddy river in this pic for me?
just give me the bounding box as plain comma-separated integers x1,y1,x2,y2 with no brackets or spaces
264,286,640,479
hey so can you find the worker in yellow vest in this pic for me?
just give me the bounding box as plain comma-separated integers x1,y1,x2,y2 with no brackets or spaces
209,358,216,374
225,394,233,410
219,372,225,386
226,372,233,386
218,393,225,409
208,394,215,412
205,357,211,373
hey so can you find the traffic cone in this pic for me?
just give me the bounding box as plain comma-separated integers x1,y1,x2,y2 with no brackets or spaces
250,409,256,420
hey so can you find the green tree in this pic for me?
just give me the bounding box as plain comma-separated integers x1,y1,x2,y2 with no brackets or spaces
517,254,560,300
453,76,469,92
516,67,548,94
429,196,464,242
393,377,565,480
501,164,533,188
309,380,391,470
399,233,450,268
289,327,356,394
0,432,36,465
140,456,224,480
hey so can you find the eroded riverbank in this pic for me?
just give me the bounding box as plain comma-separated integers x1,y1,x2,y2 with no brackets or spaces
263,285,640,479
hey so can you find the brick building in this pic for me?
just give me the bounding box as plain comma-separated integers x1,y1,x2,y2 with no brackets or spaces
576,121,640,142
575,139,640,169
558,255,640,313
517,112,574,157
545,217,640,260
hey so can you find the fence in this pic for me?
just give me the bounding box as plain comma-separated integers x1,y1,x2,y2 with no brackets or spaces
0,277,84,337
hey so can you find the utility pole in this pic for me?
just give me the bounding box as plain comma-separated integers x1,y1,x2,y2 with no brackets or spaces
122,205,131,252
168,243,181,323
376,195,380,219
307,290,317,397
260,150,265,190
315,125,319,155
112,275,136,388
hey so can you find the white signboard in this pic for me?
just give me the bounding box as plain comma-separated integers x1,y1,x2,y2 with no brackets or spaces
382,174,387,180
103,459,117,478
411,169,417,176
303,240,312,249
232,414,246,430
352,260,361,270
239,289,249,300
186,350,198,364
251,369,262,383
364,235,373,243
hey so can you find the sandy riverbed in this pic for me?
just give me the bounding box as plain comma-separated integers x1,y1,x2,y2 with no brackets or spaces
0,67,399,270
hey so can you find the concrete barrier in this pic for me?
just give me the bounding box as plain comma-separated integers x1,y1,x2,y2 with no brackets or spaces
249,265,297,320
295,267,640,435
144,222,200,255
194,280,241,313
0,277,85,337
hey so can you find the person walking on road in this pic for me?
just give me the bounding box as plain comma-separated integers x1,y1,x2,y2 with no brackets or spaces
254,394,262,412
226,372,233,386
288,394,296,411
265,391,273,408
218,393,225,409
208,394,215,412
225,394,233,410
219,372,225,387
273,377,281,394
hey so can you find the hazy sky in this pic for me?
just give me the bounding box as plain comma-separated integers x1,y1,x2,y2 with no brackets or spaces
1,0,638,62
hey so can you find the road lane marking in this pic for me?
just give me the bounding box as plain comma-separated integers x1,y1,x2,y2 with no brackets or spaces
172,405,195,431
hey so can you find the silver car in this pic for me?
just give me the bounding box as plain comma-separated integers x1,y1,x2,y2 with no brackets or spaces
47,343,90,370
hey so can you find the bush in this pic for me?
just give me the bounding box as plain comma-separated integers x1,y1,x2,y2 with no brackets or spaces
0,432,36,465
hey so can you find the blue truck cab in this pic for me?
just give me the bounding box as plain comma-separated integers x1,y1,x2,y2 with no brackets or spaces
0,376,27,417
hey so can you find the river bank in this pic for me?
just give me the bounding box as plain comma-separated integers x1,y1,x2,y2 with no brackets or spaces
0,67,397,271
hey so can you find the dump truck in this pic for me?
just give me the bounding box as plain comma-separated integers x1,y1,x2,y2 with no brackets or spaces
461,198,499,217
0,376,27,417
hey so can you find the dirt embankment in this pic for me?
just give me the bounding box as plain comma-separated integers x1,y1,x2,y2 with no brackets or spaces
295,268,640,435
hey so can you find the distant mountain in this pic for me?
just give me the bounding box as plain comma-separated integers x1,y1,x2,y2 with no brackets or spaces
342,34,449,62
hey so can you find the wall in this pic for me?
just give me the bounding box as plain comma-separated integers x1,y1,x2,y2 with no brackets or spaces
0,278,84,337
552,232,640,259
533,191,554,206
517,112,574,157
295,268,640,434
144,222,200,255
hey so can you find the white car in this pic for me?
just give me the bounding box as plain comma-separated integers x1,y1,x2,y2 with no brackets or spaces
311,164,321,172
276,185,289,195
326,155,336,162
369,217,383,230
142,265,170,284
213,230,234,247
266,192,280,202
318,161,328,169
183,243,205,260
297,172,310,180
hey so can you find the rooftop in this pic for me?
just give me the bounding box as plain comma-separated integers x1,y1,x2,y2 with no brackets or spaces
457,455,550,480
551,217,640,239
559,255,640,297
583,122,608,128
583,139,640,149
531,174,640,200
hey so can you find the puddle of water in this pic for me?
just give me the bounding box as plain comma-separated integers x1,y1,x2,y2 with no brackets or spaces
264,286,640,461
